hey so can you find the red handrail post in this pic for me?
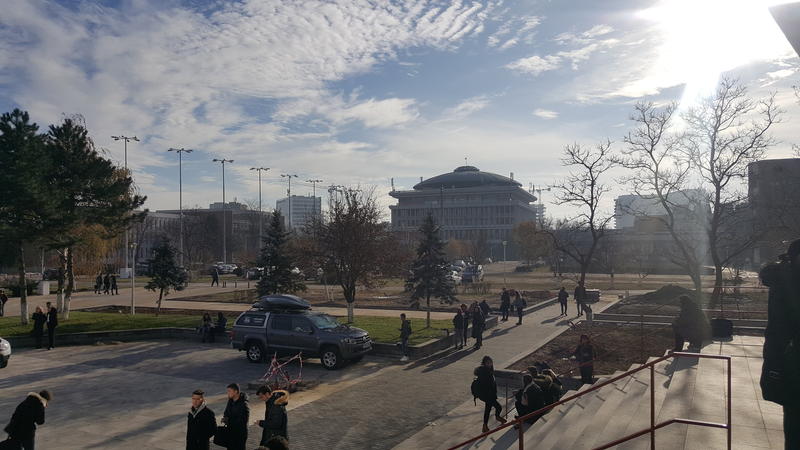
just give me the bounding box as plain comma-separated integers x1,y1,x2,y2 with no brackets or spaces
650,364,655,449
518,421,524,450
727,357,732,450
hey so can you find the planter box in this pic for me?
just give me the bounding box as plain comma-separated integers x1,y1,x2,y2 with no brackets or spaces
6,327,199,349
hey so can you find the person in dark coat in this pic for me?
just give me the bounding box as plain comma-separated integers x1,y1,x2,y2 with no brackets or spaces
254,386,289,445
110,274,118,295
30,307,46,350
3,390,51,450
186,389,216,450
471,303,485,349
222,383,249,450
94,274,103,294
0,289,8,317
211,268,220,287
558,287,569,316
201,313,213,343
760,239,800,449
399,313,412,361
452,306,468,349
672,295,711,351
499,288,511,321
102,273,111,295
474,356,506,433
479,299,491,318
514,374,545,426
215,312,228,333
574,282,586,316
45,302,57,350
512,290,525,325
572,334,596,384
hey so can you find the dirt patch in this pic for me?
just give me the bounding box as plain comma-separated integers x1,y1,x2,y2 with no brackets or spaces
606,284,768,317
507,322,674,377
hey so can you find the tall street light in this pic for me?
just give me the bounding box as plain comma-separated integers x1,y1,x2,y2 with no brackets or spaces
250,167,270,241
306,178,323,218
212,158,234,263
168,147,193,268
112,135,139,275
281,174,298,228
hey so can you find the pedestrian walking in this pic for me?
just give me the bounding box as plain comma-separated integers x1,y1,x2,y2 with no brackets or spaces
574,281,586,316
452,306,468,349
201,313,213,343
45,302,57,350
512,290,526,325
759,238,800,449
558,287,569,316
572,334,596,384
221,383,249,450
2,390,52,450
471,303,485,349
479,299,491,318
499,288,511,322
472,356,506,433
31,307,46,349
110,274,118,295
102,273,110,295
211,268,220,287
398,313,412,361
0,289,8,317
94,274,103,294
254,386,289,445
186,389,216,450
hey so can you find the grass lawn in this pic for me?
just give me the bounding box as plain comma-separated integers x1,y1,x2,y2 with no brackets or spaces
0,312,453,346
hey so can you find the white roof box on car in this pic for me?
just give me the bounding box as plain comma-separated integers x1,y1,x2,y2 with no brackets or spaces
252,294,311,311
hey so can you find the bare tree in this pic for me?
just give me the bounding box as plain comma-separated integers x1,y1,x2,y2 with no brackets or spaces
682,77,780,299
550,140,616,285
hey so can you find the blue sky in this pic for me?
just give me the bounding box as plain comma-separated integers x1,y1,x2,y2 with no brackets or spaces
1,0,798,219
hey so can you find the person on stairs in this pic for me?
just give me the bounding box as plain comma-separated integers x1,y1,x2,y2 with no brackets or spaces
473,356,507,433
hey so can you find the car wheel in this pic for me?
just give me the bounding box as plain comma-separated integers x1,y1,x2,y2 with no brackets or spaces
246,342,265,363
321,347,341,370
0,357,7,369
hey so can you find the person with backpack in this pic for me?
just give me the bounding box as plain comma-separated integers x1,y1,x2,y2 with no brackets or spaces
472,356,507,433
471,303,485,350
760,239,800,449
499,288,511,322
512,290,526,325
452,306,468,349
558,287,569,316
399,313,412,362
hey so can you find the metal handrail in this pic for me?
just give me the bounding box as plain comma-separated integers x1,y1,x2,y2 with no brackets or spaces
446,351,732,450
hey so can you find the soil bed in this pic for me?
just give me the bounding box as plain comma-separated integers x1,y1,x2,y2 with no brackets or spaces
606,284,768,318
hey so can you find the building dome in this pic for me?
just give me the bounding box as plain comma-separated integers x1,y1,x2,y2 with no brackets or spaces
413,166,521,190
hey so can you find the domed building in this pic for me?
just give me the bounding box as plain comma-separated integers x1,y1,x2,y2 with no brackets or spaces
389,166,537,259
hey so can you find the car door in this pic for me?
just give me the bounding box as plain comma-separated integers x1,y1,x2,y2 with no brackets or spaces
267,314,293,355
288,316,318,354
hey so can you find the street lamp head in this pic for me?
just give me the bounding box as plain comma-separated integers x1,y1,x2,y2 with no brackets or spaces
250,167,270,171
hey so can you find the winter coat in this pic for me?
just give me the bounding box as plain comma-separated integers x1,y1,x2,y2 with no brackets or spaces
574,286,586,304
573,343,596,366
223,393,250,448
4,392,47,440
759,260,800,406
31,312,46,336
471,310,485,338
672,298,711,343
500,291,511,310
513,295,525,311
473,365,497,402
110,276,118,288
400,319,412,340
258,390,289,444
46,307,58,328
452,312,467,330
479,301,491,317
186,403,216,450
558,289,569,303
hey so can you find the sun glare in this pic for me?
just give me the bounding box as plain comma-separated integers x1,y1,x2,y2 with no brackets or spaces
638,0,795,108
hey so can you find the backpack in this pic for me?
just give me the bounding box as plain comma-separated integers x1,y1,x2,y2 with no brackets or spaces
471,378,481,405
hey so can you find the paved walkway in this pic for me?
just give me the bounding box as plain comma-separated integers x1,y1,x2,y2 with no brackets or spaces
267,297,617,449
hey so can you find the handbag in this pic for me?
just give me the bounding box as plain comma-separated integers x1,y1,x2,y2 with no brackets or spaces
213,425,229,447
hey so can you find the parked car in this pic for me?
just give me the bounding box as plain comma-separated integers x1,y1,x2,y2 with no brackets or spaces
245,267,264,280
461,264,484,283
230,294,372,370
0,337,10,368
42,268,62,281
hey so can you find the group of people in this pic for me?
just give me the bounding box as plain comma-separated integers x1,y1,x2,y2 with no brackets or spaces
187,383,289,450
556,282,589,317
93,273,118,295
452,300,492,350
200,312,228,343
513,363,564,426
30,302,58,350
499,287,527,325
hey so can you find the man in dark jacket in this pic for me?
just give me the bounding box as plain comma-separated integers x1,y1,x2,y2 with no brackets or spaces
572,334,596,384
471,303,485,349
110,274,118,295
479,299,491,317
186,389,216,450
760,239,800,449
452,306,468,349
222,383,249,450
45,302,57,350
574,282,586,316
254,386,288,445
399,313,412,361
3,390,51,450
499,288,511,321
558,287,569,316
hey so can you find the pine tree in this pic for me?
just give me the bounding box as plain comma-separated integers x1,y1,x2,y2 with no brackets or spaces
145,240,188,314
406,215,456,328
256,211,306,296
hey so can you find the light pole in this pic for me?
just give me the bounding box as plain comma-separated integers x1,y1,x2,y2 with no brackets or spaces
168,147,193,268
306,178,323,218
129,242,137,315
281,174,298,228
112,135,139,275
251,167,270,240
502,240,508,285
212,158,234,263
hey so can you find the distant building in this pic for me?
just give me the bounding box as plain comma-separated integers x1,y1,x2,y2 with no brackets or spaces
748,158,800,265
276,195,322,229
614,190,708,230
389,165,537,259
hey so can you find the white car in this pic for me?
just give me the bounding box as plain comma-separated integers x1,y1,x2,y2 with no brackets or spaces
0,337,10,368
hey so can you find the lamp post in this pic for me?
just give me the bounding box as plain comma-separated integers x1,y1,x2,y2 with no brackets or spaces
281,174,298,228
212,158,234,263
168,148,193,268
250,167,270,240
111,135,139,275
502,240,508,285
306,178,323,218
129,242,137,315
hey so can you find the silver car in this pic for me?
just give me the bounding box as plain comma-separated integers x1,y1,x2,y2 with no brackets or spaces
0,337,11,368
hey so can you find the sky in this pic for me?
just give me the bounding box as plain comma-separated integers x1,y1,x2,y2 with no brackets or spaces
1,0,798,220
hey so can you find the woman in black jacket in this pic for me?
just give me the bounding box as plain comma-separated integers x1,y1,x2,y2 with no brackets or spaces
474,356,506,432
4,390,51,450
31,306,47,349
222,383,249,450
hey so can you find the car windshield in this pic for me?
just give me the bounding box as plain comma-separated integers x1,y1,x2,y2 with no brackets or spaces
308,314,341,330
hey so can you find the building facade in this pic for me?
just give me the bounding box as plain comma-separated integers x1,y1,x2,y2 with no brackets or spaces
389,165,537,259
276,195,321,229
748,158,800,265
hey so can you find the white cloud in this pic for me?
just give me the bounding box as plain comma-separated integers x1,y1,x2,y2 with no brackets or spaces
442,96,492,120
487,14,542,50
533,109,558,119
505,55,562,76
200,176,216,183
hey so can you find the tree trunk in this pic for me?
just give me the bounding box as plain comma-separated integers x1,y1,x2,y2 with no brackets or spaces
426,293,431,329
347,301,354,324
56,249,66,313
157,289,164,315
64,246,75,320
710,251,724,308
343,282,356,323
17,243,29,325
